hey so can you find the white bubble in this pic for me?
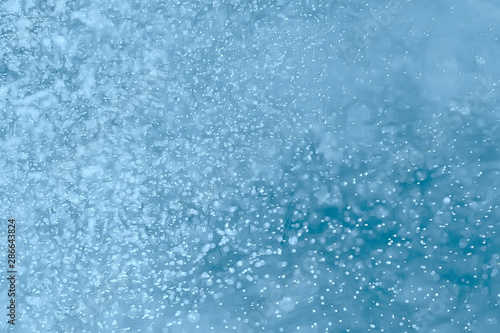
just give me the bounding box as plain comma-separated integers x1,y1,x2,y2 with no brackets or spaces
187,312,200,323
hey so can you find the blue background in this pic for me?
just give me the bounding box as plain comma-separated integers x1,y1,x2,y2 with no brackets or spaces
1,0,499,332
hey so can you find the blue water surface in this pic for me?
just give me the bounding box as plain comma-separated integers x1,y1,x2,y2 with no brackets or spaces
1,0,499,332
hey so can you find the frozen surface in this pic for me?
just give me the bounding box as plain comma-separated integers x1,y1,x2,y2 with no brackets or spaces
1,0,500,332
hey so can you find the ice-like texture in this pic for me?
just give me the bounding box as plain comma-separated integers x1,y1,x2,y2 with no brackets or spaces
1,0,499,332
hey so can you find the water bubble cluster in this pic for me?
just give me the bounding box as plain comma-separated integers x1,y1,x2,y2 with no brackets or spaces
1,0,499,332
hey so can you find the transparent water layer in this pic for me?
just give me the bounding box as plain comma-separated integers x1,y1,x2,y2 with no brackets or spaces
0,0,499,332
